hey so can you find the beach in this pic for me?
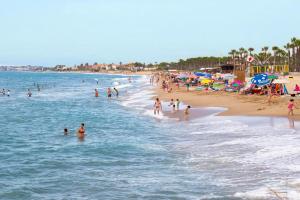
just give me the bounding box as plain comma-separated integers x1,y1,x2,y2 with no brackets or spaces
1,71,300,199
154,73,300,120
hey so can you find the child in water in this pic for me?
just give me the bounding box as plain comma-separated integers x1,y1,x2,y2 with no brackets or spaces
95,89,99,97
288,99,295,116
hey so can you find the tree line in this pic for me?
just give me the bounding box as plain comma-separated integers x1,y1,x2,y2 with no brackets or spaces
152,37,300,71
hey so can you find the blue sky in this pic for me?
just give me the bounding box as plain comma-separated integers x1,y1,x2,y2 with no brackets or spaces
0,0,299,66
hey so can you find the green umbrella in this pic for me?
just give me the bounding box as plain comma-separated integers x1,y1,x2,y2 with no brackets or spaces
268,75,278,80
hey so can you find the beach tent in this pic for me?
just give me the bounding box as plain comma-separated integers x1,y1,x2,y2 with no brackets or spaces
251,74,270,86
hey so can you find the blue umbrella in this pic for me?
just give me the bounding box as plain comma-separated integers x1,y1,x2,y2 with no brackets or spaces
194,72,212,78
251,74,270,86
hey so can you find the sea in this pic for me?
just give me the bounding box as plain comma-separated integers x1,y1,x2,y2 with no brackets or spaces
1,71,300,200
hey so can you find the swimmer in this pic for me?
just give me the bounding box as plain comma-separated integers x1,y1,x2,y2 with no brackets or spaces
95,89,99,97
7,90,10,97
77,123,85,139
27,89,32,97
64,128,68,135
107,88,112,99
113,87,119,97
154,98,162,115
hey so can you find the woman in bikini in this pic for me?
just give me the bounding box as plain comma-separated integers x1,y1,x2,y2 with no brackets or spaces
77,123,85,139
154,98,162,115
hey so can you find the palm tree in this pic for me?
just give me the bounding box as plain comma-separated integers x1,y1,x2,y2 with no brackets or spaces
248,47,254,55
272,46,279,65
229,49,237,65
284,43,292,70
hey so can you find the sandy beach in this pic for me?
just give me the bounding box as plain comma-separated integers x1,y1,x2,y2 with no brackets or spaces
154,73,300,120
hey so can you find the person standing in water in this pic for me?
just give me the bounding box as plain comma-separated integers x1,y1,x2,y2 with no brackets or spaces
95,89,99,97
113,87,119,98
77,123,85,139
176,99,180,110
27,89,32,97
107,88,112,99
288,99,295,116
154,98,162,115
184,105,191,120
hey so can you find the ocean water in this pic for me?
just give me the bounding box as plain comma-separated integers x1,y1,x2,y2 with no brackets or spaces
1,72,300,200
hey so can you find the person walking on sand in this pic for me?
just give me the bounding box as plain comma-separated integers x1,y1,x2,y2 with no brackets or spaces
267,86,272,105
77,123,85,139
95,89,99,97
154,98,162,115
288,99,295,116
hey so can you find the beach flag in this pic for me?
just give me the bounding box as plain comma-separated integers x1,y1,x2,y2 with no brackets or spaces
246,55,254,63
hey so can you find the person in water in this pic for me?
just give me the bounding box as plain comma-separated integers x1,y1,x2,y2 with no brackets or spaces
288,99,295,116
95,89,99,97
113,87,119,97
107,88,112,99
6,90,10,97
27,89,32,97
64,128,68,135
184,105,191,115
154,98,162,115
77,123,85,139
176,99,180,110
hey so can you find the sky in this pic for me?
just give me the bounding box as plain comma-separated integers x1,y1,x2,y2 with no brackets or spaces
0,0,300,67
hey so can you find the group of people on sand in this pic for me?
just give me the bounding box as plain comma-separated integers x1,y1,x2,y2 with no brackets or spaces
64,123,85,140
1,88,10,96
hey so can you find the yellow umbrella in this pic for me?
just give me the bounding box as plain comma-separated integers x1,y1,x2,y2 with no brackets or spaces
201,79,213,84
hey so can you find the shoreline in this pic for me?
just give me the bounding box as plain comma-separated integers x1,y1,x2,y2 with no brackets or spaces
153,82,300,121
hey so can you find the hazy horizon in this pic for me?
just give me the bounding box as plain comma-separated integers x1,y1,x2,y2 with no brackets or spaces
0,0,299,67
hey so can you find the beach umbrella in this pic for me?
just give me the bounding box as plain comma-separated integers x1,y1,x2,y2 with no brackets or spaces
273,79,289,84
223,74,235,80
194,72,205,77
201,79,213,85
268,75,278,80
177,74,188,79
231,80,242,85
251,74,270,86
188,74,198,79
194,72,212,78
